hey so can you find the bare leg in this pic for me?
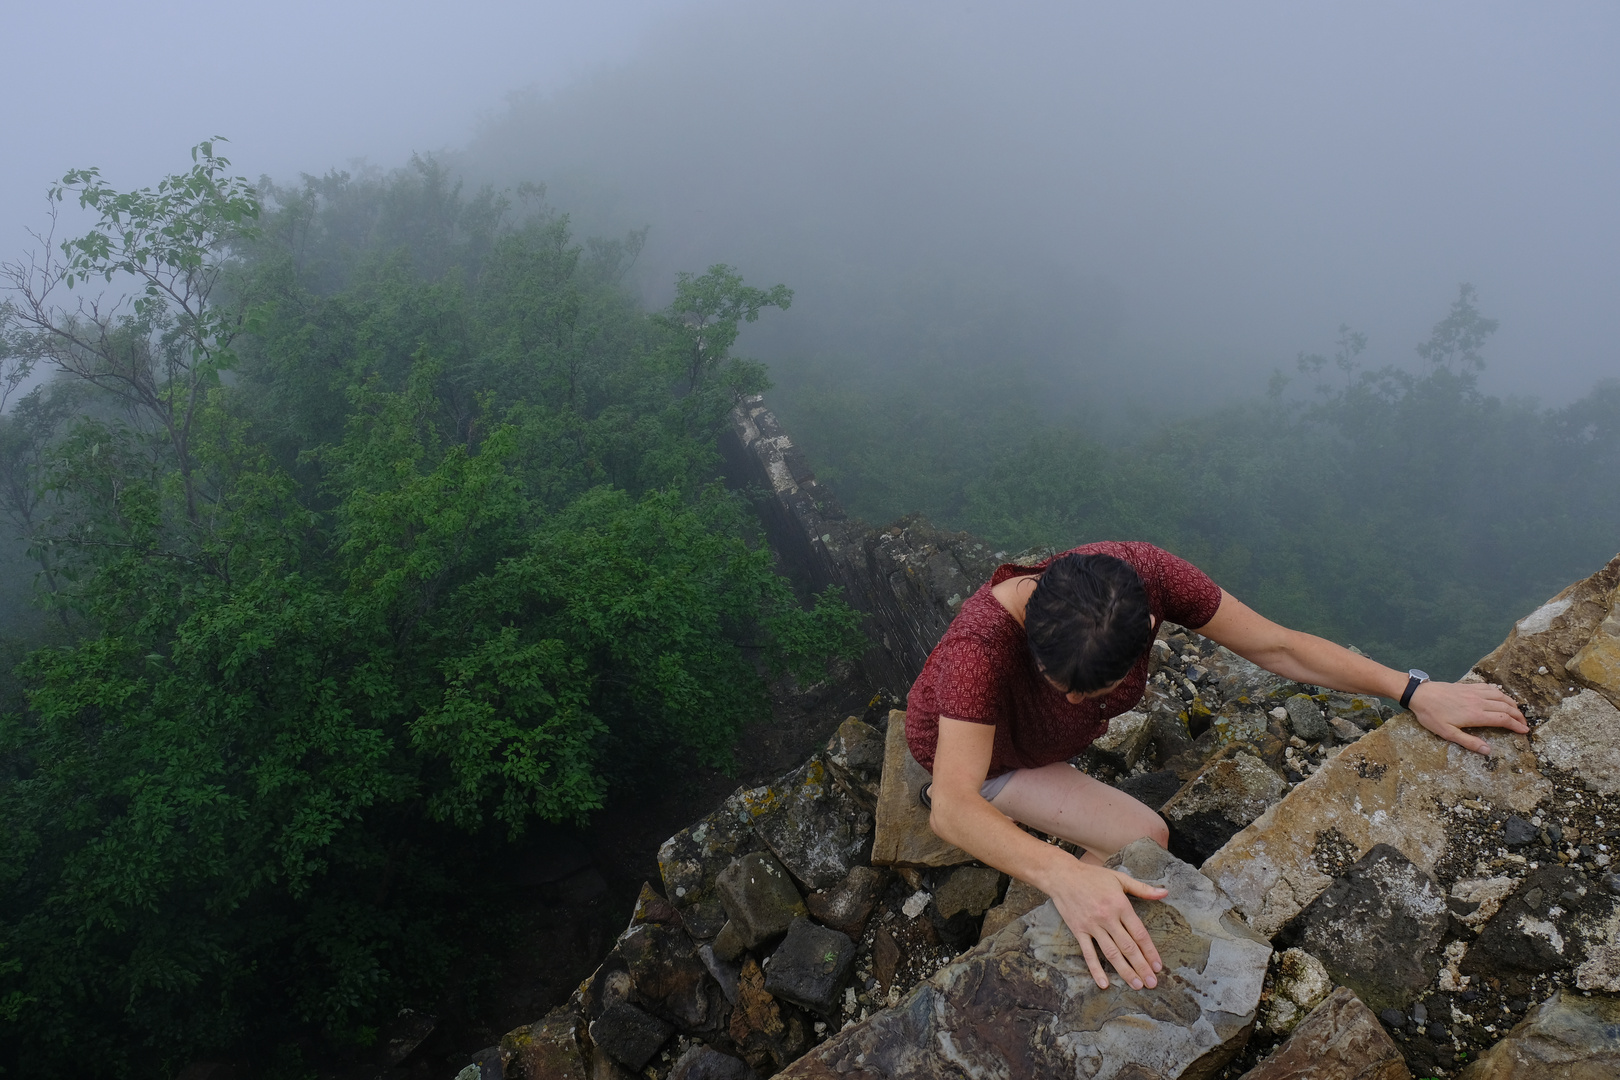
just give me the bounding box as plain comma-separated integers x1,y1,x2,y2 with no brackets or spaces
989,762,1168,865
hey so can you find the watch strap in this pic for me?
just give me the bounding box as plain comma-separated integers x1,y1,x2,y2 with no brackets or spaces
1400,670,1428,710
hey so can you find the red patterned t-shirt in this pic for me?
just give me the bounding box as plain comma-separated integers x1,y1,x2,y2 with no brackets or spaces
905,541,1222,777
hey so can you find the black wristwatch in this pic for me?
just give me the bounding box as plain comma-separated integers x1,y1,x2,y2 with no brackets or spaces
1400,668,1430,710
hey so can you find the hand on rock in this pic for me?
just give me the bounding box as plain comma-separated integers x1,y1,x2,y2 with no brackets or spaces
1048,860,1167,991
1410,680,1527,756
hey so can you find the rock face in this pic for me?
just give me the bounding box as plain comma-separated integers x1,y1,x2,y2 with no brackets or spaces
753,755,872,890
1456,990,1620,1079
1472,554,1620,712
777,840,1272,1080
1533,689,1620,796
716,852,808,951
1243,987,1412,1080
1277,844,1447,1013
870,710,971,867
1202,714,1550,937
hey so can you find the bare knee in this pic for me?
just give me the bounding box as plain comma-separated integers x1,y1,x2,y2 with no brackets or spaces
1146,813,1170,849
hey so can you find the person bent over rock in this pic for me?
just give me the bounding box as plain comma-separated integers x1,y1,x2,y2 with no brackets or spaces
907,541,1527,991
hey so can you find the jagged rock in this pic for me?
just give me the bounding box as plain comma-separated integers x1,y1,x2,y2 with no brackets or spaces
777,839,1272,1080
1162,751,1288,867
1276,844,1446,1012
502,1002,588,1080
871,926,900,991
1450,875,1521,930
1472,553,1620,712
804,865,883,939
1320,692,1387,732
379,1007,436,1065
698,943,741,1005
1565,591,1620,702
1533,689,1620,795
1502,815,1538,846
711,921,747,963
978,877,1048,941
668,1044,759,1080
1242,986,1412,1080
1328,716,1364,744
617,920,720,1032
1284,693,1331,743
1203,714,1550,937
716,852,807,951
1257,947,1334,1036
1087,708,1152,773
763,917,857,1017
660,786,786,939
932,865,1002,919
1462,865,1616,991
1115,768,1186,812
1208,646,1292,702
753,754,872,890
872,710,972,868
589,1002,673,1071
825,716,885,810
1456,989,1620,1079
728,958,810,1072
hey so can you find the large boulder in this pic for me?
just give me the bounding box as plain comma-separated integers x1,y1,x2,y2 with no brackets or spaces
1472,553,1620,712
753,754,873,891
1241,986,1411,1080
871,710,972,868
716,852,808,951
1456,990,1620,1079
1202,714,1549,937
777,839,1272,1080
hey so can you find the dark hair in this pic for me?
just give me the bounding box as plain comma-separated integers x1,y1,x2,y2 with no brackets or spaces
1025,553,1154,694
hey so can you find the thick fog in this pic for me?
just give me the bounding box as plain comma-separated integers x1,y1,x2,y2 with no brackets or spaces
6,1,1619,413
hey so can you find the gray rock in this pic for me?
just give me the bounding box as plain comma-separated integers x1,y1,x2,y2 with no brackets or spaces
716,852,807,951
1503,815,1538,846
753,754,872,891
1161,751,1288,867
1243,986,1412,1080
932,866,1002,919
589,1002,673,1071
617,921,720,1032
1457,989,1620,1079
1209,645,1293,702
1327,715,1364,744
1285,693,1331,743
1279,843,1447,1013
698,944,740,1005
804,865,883,939
660,787,781,939
777,839,1272,1080
1534,689,1620,796
763,917,857,1018
1257,947,1334,1036
667,1045,759,1080
710,920,746,963
1087,708,1152,773
1320,692,1386,731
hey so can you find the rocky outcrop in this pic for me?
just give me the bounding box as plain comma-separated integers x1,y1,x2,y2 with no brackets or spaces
777,839,1271,1080
1243,987,1411,1080
1456,990,1620,1079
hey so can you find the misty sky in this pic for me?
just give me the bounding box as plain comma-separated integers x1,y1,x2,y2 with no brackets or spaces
6,1,1618,407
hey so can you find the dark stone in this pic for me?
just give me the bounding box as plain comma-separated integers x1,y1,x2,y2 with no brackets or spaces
1284,693,1330,743
1425,1022,1448,1041
872,926,900,992
754,755,873,890
716,852,807,950
711,920,747,963
1244,988,1409,1080
762,917,856,1018
1379,1007,1407,1030
668,1045,759,1080
1463,865,1594,981
1503,815,1538,846
618,921,720,1032
590,1002,674,1071
699,944,741,1005
1276,843,1446,1013
932,866,1002,919
1113,769,1184,812
804,865,882,939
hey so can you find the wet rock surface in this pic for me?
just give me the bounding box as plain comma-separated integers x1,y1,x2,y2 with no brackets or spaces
778,839,1271,1080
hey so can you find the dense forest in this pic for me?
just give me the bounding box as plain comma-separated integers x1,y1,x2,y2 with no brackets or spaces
0,146,861,1077
0,141,1618,1077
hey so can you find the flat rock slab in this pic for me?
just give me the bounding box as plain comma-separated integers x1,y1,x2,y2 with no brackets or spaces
754,754,872,890
1533,689,1620,795
1203,714,1550,937
1241,986,1411,1080
1457,989,1620,1079
872,710,972,868
778,839,1272,1080
660,786,788,939
1277,844,1446,1013
717,852,807,951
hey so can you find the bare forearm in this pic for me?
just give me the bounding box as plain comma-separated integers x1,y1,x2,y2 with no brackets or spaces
1239,631,1409,701
929,792,1077,894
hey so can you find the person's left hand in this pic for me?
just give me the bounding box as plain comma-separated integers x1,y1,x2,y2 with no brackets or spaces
1408,680,1528,755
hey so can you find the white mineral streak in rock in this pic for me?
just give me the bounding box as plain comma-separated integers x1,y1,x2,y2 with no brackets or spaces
1533,689,1620,795
1451,876,1520,928
1516,597,1574,636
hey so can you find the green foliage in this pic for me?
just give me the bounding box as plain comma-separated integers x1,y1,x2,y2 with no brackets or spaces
0,150,858,1076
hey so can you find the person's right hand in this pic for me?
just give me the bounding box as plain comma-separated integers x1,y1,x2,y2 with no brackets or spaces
1046,858,1167,990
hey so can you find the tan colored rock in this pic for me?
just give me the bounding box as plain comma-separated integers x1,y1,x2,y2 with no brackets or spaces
1087,708,1152,773
1457,989,1620,1079
978,877,1048,942
1534,689,1620,795
780,839,1272,1080
1473,553,1620,711
871,710,972,868
1566,594,1620,701
1203,714,1549,937
1241,986,1411,1080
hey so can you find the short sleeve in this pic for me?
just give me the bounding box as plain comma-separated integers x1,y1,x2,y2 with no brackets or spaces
1136,545,1223,629
927,630,1005,725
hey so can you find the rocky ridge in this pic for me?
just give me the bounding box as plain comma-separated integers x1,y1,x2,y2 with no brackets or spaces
434,399,1619,1080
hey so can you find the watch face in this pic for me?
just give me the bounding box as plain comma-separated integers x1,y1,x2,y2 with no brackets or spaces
1408,668,1429,681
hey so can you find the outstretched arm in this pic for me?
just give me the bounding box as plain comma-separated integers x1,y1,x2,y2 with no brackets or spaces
1197,590,1527,755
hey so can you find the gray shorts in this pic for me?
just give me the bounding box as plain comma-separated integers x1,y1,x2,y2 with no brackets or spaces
980,770,1017,802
